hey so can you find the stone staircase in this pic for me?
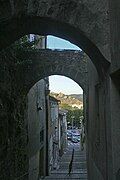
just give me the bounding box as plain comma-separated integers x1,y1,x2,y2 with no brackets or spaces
44,143,88,180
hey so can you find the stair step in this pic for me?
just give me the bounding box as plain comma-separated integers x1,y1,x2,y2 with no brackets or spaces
44,173,87,179
50,170,87,174
44,144,88,180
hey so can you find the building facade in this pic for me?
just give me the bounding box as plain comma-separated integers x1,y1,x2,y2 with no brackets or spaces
48,96,60,172
27,78,49,180
58,109,68,156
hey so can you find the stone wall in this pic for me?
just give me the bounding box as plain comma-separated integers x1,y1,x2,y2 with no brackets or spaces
86,59,108,180
86,54,120,180
0,49,28,179
109,1,120,179
27,79,47,180
0,0,110,74
0,46,88,179
0,1,120,179
16,49,88,93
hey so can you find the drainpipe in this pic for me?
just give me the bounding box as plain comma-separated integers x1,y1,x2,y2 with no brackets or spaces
45,90,50,176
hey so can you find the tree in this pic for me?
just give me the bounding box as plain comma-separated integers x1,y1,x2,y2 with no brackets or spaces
60,103,83,128
13,35,39,50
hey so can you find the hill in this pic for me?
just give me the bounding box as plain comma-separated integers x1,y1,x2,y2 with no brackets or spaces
69,94,83,102
50,92,83,109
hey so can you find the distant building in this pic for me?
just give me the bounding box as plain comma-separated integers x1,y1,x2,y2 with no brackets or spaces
29,34,47,49
58,109,68,156
48,97,68,171
48,96,60,171
71,103,83,109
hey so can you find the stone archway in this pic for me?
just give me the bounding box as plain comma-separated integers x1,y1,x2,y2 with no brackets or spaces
16,49,88,94
0,0,110,75
1,1,118,179
0,48,88,179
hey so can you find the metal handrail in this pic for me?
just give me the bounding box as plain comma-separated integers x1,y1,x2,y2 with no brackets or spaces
68,148,74,175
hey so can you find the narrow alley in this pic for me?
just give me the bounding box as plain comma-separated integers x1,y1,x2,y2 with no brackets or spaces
44,141,87,180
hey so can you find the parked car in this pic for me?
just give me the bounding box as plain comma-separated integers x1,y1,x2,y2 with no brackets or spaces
77,135,80,142
71,133,80,143
67,131,72,140
71,135,79,143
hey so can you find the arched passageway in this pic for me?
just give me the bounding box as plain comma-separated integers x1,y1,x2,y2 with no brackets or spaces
15,49,88,93
1,0,120,179
0,45,89,179
27,75,86,179
0,37,109,180
0,0,110,75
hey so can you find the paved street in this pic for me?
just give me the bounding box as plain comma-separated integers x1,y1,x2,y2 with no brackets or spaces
44,141,88,179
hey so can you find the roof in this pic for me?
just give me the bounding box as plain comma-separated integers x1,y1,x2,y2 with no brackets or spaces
49,95,61,103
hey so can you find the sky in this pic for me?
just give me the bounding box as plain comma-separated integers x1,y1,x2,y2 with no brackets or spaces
47,35,80,50
49,75,83,95
47,36,83,95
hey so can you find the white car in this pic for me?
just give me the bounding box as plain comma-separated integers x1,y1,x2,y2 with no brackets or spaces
71,133,80,142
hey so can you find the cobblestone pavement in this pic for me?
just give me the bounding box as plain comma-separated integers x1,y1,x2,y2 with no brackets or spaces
44,141,88,179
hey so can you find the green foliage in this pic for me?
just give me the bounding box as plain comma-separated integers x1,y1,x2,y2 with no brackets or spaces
60,103,83,127
67,109,83,126
60,103,73,110
12,35,39,50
